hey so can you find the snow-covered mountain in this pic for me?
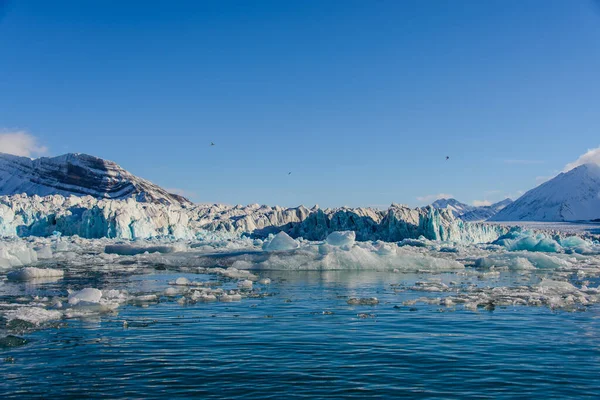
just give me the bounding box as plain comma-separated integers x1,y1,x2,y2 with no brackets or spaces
430,198,475,217
491,163,600,222
0,152,190,206
460,198,513,222
430,198,512,221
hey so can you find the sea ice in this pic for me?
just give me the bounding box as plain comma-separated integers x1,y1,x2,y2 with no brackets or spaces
5,307,63,325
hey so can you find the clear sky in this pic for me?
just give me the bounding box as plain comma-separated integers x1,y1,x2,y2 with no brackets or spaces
1,0,600,208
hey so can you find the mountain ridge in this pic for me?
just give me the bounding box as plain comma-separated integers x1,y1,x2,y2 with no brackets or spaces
430,197,512,221
0,152,191,206
491,163,600,222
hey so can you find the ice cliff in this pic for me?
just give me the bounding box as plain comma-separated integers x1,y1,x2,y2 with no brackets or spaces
0,194,506,243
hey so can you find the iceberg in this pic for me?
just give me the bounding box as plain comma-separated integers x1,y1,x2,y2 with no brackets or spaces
492,229,600,255
263,231,299,251
68,288,103,305
0,239,38,268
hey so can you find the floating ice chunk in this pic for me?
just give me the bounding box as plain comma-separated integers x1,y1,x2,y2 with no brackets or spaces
326,231,356,248
441,298,455,307
197,293,217,302
559,236,600,254
7,267,64,281
104,289,128,302
493,231,563,253
491,231,600,255
475,252,571,270
537,279,578,294
237,280,253,290
258,278,271,285
164,287,179,296
68,288,103,305
263,231,299,252
134,294,158,302
174,277,191,286
0,240,38,268
6,307,63,325
475,255,535,270
219,293,242,302
219,267,258,281
347,297,379,305
533,238,562,253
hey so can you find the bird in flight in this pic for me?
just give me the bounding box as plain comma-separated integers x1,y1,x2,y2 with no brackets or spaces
210,142,215,146
445,156,450,160
288,172,292,175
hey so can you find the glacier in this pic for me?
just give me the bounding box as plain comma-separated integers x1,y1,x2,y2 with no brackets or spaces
0,194,508,243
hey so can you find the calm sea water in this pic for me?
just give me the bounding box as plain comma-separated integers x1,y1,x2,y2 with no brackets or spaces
2,271,600,399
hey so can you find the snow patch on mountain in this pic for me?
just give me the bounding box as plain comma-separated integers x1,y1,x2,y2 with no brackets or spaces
491,163,600,222
431,198,512,221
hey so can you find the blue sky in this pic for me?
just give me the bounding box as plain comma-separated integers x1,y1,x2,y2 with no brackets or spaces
1,0,600,208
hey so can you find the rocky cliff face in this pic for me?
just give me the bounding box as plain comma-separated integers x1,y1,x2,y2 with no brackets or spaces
0,152,190,206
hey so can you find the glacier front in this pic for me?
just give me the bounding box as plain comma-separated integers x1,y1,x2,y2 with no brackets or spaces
0,194,507,243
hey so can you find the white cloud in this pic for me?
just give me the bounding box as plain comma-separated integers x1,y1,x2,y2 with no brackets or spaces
472,200,492,207
0,131,48,157
563,146,600,172
504,159,544,165
416,193,453,203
